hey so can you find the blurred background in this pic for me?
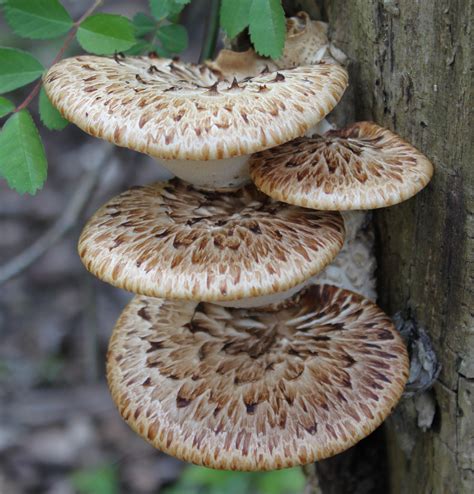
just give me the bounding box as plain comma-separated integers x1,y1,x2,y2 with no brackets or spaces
0,1,306,492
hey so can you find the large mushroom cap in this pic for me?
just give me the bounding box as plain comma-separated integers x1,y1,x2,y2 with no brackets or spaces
43,55,348,161
78,179,344,302
249,122,434,210
107,285,409,471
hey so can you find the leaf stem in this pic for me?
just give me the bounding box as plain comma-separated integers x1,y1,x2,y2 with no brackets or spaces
199,0,221,63
14,0,103,113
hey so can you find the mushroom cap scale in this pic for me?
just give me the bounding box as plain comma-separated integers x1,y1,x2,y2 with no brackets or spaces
78,179,345,303
249,122,434,210
43,55,348,161
106,285,409,471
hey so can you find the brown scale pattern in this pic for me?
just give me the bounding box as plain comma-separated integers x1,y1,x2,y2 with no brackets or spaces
43,55,348,160
106,285,409,470
250,122,434,210
78,179,344,302
277,11,330,68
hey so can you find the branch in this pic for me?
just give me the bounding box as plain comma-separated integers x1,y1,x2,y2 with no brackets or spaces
0,146,114,286
199,0,221,62
15,0,104,113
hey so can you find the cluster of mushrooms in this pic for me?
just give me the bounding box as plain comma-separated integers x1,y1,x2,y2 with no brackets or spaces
44,13,433,471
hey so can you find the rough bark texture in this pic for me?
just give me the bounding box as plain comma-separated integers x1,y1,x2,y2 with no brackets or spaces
307,1,473,493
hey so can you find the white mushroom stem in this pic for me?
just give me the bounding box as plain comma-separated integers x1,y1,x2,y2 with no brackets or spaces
215,278,312,308
306,118,334,137
157,155,251,189
157,117,334,190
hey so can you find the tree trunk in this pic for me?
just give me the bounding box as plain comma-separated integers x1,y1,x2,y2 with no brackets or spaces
300,1,473,492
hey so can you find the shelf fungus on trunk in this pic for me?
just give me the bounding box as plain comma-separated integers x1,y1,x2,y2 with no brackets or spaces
43,54,348,189
42,10,415,472
106,284,409,471
249,122,434,210
78,179,345,308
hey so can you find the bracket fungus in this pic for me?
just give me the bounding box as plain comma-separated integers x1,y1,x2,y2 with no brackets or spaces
276,11,347,68
41,8,429,472
249,122,434,210
107,285,409,471
43,55,348,189
78,179,344,307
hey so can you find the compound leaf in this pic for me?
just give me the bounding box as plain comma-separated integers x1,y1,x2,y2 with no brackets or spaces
77,14,136,55
149,0,190,20
0,110,48,194
4,0,73,40
156,23,188,53
0,97,14,118
39,87,68,130
249,0,286,59
0,47,44,94
133,12,156,37
220,0,252,39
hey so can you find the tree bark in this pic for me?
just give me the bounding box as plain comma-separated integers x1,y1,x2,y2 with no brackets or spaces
301,1,473,492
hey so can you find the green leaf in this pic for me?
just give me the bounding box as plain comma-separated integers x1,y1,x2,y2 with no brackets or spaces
149,0,190,20
149,0,169,20
0,97,14,118
256,468,306,494
71,465,119,494
76,14,136,55
0,47,44,94
39,87,68,130
133,12,156,38
0,110,47,194
124,40,153,56
4,0,73,40
152,44,172,58
220,0,252,38
249,0,286,59
156,24,188,53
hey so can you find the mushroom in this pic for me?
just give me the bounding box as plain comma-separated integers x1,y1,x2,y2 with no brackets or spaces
249,122,434,210
43,55,348,189
276,11,345,68
78,179,345,307
205,48,278,79
107,284,409,471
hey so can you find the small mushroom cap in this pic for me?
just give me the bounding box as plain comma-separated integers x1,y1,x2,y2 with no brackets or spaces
78,179,344,302
277,12,332,68
43,55,347,160
106,285,409,471
249,122,434,210
205,48,277,79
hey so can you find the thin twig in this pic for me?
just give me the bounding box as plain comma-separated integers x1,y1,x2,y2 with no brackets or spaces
0,146,114,285
15,0,104,113
199,0,221,62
